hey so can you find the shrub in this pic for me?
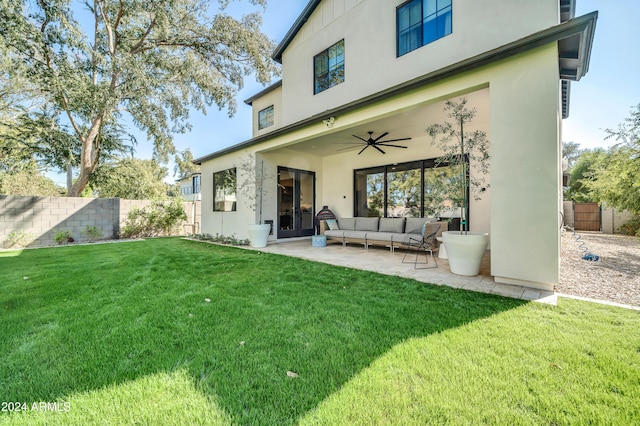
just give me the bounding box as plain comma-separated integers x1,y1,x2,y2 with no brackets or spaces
82,225,104,242
120,200,187,239
5,230,35,248
53,230,74,245
618,216,640,237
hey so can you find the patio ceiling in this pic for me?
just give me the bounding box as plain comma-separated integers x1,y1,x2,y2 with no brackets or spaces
265,89,490,158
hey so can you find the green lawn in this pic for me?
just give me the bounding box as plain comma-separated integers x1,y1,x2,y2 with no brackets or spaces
0,238,638,425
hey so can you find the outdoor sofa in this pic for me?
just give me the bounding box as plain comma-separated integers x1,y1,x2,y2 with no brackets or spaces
319,217,447,253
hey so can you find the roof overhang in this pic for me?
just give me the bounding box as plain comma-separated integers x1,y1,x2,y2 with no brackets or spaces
244,80,283,105
195,11,598,165
271,0,321,64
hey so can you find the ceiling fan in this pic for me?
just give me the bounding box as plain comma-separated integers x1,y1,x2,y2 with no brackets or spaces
335,131,411,155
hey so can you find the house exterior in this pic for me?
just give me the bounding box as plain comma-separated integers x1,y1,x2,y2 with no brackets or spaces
178,172,201,201
195,0,597,291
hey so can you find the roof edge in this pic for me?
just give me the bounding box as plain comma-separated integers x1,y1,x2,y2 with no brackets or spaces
243,80,283,105
195,12,598,165
272,0,321,64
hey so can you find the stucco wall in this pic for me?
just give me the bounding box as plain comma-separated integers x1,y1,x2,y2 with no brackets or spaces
279,0,559,124
251,85,283,137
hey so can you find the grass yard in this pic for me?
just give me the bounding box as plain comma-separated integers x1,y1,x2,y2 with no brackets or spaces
0,238,639,425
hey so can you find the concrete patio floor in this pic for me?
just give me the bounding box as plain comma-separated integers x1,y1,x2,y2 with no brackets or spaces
251,238,557,305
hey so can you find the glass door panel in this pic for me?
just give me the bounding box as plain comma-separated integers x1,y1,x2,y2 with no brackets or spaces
278,167,315,238
278,169,295,232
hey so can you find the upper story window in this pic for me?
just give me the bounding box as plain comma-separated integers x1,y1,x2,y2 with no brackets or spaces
314,39,345,94
397,0,452,57
258,105,274,130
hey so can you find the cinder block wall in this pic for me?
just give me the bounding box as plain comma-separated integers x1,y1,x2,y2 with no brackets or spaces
0,196,201,248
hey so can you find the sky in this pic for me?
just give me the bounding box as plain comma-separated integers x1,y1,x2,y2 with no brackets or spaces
48,0,640,185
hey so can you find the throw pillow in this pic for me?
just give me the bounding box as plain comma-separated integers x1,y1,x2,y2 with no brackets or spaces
325,219,339,230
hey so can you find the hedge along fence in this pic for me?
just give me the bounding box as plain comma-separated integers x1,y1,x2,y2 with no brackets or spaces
0,195,201,249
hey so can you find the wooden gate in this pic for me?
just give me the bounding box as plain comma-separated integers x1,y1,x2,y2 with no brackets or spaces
574,202,601,231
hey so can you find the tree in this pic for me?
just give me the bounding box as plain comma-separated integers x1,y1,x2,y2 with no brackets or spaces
90,158,170,199
586,104,640,215
562,141,582,169
0,159,64,196
426,98,490,233
174,149,200,180
0,0,278,196
565,148,606,202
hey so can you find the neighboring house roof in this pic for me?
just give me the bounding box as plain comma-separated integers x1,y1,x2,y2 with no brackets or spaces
195,9,597,165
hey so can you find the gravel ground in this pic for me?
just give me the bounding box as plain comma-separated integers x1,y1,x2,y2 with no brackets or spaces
559,231,640,307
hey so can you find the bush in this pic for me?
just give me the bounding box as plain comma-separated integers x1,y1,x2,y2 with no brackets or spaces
120,200,187,239
618,216,640,237
53,230,74,245
82,225,104,242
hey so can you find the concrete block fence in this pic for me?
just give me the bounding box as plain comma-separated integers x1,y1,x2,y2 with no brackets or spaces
0,195,201,248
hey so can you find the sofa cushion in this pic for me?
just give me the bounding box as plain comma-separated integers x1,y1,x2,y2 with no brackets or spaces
365,232,394,242
405,217,427,234
378,218,405,233
343,230,368,240
356,217,379,231
338,218,356,231
324,230,344,238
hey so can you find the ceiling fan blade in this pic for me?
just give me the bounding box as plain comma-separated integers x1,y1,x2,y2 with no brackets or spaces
377,137,412,143
373,145,386,154
377,143,408,149
352,134,369,143
333,142,368,145
357,145,369,155
373,132,389,142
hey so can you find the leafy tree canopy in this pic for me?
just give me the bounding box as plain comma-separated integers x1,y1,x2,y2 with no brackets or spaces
586,104,640,215
0,159,64,196
91,157,170,199
565,148,606,203
0,0,278,196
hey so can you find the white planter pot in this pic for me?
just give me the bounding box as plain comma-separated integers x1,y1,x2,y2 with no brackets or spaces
441,231,489,276
248,223,271,248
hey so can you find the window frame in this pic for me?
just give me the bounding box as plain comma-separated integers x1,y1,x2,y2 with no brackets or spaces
313,39,345,95
353,156,468,225
213,168,237,212
258,105,274,130
397,0,453,57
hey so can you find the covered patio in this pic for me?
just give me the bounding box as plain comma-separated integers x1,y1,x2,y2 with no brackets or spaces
249,238,557,304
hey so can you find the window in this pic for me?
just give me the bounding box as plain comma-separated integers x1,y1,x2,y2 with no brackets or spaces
397,0,452,56
258,105,274,130
192,175,201,194
314,39,345,94
213,168,236,212
354,157,467,228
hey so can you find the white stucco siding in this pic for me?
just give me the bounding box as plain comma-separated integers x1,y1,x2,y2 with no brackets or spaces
251,85,283,137
488,44,561,289
279,0,559,124
199,155,251,238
